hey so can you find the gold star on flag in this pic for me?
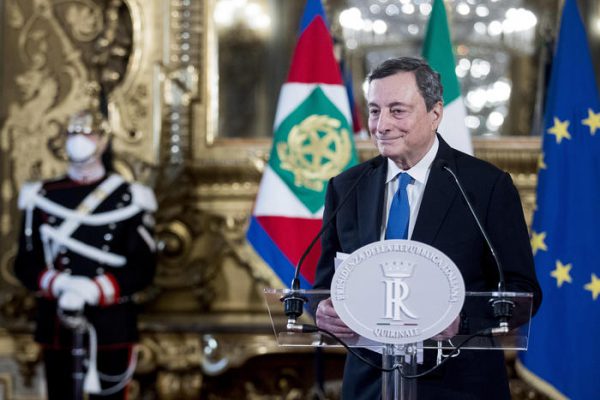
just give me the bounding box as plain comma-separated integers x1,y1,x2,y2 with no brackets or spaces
538,153,546,170
582,108,600,135
547,117,571,143
584,273,600,300
551,260,573,288
530,231,547,255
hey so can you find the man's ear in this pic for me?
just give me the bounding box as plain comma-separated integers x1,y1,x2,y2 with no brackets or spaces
430,101,443,131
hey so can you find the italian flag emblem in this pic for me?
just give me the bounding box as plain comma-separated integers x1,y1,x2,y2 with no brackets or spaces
247,0,358,288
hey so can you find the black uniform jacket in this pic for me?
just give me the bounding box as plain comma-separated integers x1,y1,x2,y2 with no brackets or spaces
313,136,542,400
14,174,157,348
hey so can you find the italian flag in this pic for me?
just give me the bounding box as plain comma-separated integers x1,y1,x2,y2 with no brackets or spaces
247,0,358,289
423,0,473,155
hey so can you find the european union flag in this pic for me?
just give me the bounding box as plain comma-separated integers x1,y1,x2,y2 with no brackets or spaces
518,0,600,398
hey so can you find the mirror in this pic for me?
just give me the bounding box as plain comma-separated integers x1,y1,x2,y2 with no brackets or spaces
211,0,600,140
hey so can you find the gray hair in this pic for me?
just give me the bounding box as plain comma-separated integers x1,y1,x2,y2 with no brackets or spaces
367,57,443,111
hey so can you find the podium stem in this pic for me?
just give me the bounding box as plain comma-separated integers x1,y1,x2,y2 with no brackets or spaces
382,344,418,400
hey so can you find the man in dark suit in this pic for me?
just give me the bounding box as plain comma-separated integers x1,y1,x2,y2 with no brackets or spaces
313,57,542,399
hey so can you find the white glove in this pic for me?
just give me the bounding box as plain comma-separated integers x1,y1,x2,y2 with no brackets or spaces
51,272,72,298
66,276,100,306
58,290,85,312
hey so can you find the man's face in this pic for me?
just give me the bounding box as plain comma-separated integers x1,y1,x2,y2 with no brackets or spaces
65,131,106,164
367,71,442,169
65,110,109,163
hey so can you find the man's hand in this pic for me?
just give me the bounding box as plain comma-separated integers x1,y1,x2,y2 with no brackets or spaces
50,272,72,297
67,276,100,306
58,290,86,312
431,316,460,341
56,275,101,314
316,297,356,338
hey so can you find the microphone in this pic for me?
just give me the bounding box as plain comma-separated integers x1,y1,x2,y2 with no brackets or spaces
283,156,384,329
434,159,513,334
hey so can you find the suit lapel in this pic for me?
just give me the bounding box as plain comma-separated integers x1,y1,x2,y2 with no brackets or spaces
412,137,459,244
357,156,387,247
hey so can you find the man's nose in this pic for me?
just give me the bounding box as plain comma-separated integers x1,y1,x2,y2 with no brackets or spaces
376,109,393,133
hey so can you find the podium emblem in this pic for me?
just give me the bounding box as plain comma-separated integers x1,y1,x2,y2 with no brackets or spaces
331,240,466,344
381,261,418,321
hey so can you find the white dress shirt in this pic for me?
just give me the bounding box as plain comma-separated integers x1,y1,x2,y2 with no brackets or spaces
380,137,439,240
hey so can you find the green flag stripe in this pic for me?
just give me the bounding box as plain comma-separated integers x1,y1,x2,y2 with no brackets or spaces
422,0,461,103
269,87,358,213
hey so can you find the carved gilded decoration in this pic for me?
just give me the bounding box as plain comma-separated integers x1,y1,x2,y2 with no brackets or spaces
0,1,546,399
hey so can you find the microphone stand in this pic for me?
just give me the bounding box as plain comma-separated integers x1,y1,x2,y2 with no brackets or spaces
282,157,384,330
437,160,514,334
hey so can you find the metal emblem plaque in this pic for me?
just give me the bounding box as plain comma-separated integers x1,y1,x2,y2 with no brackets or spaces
331,239,466,344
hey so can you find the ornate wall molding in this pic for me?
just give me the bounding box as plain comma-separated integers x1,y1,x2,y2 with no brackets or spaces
0,1,544,399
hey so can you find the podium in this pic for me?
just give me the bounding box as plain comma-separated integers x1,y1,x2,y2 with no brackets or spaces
264,288,533,400
265,239,534,399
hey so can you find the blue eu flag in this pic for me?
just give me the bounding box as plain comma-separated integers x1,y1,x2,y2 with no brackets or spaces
518,0,600,398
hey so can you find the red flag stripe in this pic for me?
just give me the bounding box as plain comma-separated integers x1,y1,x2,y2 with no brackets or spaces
287,16,343,85
256,216,322,284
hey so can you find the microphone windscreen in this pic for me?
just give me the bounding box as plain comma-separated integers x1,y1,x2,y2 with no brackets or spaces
369,156,385,169
433,159,449,170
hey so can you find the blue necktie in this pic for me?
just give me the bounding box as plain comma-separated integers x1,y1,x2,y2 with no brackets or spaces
385,173,412,240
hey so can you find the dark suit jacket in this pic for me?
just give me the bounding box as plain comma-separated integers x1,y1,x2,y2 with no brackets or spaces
313,136,542,399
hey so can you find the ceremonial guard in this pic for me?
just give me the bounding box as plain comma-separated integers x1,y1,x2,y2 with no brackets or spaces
14,108,157,399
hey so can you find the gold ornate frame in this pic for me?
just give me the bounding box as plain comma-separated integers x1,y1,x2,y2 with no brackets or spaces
0,1,542,398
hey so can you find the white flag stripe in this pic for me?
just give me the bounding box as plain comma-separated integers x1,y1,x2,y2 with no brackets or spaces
273,83,352,129
439,98,473,155
254,166,324,218
320,84,353,123
273,84,315,129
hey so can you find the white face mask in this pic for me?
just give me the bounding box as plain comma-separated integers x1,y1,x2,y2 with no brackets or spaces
66,134,97,163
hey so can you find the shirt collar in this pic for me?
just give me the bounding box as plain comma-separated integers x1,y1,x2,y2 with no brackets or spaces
385,136,439,184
